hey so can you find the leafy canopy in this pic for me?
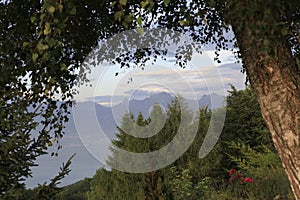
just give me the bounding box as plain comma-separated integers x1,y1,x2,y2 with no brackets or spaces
0,0,120,195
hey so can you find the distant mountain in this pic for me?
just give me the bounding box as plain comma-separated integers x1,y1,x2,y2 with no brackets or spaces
198,93,225,109
128,92,224,117
25,92,224,188
128,92,174,117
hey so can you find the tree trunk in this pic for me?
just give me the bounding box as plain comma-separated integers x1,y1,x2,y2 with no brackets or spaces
231,15,300,199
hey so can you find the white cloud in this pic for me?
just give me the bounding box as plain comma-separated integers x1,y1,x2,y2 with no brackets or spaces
75,50,246,102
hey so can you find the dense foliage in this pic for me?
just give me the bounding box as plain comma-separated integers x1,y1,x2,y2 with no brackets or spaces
0,0,121,196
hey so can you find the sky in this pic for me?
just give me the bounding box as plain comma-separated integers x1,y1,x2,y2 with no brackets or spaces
75,49,246,106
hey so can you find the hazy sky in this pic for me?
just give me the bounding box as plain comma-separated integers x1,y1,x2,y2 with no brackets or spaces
75,50,246,106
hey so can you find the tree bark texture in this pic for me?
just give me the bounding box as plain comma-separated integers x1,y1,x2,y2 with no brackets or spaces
231,15,300,199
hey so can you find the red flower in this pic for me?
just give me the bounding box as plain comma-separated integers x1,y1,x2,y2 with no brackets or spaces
234,173,242,180
244,177,254,183
229,169,236,176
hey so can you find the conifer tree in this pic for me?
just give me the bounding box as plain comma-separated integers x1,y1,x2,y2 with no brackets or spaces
220,86,275,171
91,97,216,199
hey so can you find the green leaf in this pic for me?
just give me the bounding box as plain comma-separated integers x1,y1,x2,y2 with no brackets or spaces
30,16,36,23
69,7,77,15
36,43,49,51
22,42,29,48
47,6,55,15
44,22,51,35
137,27,144,35
37,43,49,52
53,18,59,24
40,13,45,20
179,20,189,26
60,63,67,71
147,1,155,11
45,37,56,47
32,53,38,62
140,1,149,8
137,17,142,27
49,78,56,84
42,52,51,61
122,21,129,29
124,14,133,22
55,28,62,35
164,0,171,6
119,0,127,6
114,11,124,22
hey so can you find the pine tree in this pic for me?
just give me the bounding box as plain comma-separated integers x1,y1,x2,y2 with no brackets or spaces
93,97,198,199
220,86,275,172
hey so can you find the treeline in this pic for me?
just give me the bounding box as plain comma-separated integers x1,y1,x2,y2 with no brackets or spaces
31,87,293,199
